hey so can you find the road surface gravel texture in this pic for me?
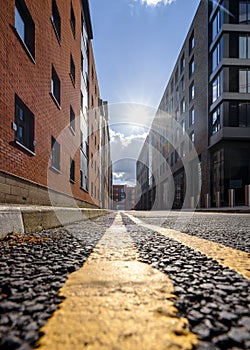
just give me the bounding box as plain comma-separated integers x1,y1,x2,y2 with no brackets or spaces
0,215,115,350
0,211,249,350
122,213,250,350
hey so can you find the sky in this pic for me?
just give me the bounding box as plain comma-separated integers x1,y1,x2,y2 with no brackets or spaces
89,0,201,185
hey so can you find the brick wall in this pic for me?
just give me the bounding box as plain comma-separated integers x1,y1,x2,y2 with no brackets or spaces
88,41,101,207
0,0,97,207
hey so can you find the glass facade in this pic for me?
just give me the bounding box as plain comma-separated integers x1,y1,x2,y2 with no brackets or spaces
239,35,250,58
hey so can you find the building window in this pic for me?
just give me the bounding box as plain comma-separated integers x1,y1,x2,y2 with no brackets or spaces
212,73,222,103
51,0,61,42
70,106,75,131
180,141,185,157
212,9,223,41
239,35,250,58
180,53,185,72
189,81,195,101
239,69,250,93
170,79,174,93
81,51,84,74
189,31,194,54
212,38,223,72
70,2,76,38
229,101,250,127
190,131,195,143
51,136,60,171
180,76,185,94
181,98,186,114
80,91,83,110
239,1,250,24
189,107,195,126
170,98,174,113
91,152,93,168
175,108,180,122
70,157,75,182
51,65,61,107
70,54,75,86
175,87,179,102
239,102,250,126
14,95,35,153
211,105,221,135
81,13,85,35
181,120,185,135
189,56,194,77
175,68,179,85
15,0,35,59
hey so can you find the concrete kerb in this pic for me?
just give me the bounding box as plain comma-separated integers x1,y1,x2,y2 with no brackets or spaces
195,206,250,214
0,206,110,238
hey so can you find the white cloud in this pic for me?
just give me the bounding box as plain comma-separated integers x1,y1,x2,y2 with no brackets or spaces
113,172,126,179
136,0,176,6
110,128,148,148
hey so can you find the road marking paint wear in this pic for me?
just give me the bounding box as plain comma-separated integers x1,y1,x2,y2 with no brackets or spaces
126,213,250,281
37,213,198,350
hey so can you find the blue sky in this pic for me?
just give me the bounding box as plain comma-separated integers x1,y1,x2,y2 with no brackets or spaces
89,0,201,184
90,0,200,107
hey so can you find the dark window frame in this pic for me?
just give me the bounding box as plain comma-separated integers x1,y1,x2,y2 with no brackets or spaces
239,34,250,58
51,65,61,107
51,136,60,172
70,54,76,87
180,53,185,72
70,2,76,38
189,81,195,102
51,0,61,44
189,56,195,78
189,106,195,126
70,105,75,132
70,157,75,182
14,94,35,154
211,105,221,135
239,1,250,24
15,0,35,61
239,68,250,93
189,31,194,54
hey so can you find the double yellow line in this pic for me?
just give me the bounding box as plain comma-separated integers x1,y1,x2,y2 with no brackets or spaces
125,213,250,281
37,213,198,350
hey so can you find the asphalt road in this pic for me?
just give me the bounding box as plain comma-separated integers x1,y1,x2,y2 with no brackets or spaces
0,211,249,350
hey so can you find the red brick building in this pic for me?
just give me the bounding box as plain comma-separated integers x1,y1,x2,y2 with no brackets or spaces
0,0,109,207
88,41,101,208
112,184,136,210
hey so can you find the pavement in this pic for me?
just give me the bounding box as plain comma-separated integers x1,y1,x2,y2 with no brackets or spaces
0,204,110,238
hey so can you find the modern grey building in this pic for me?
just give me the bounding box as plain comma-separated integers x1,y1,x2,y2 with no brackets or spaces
136,0,250,210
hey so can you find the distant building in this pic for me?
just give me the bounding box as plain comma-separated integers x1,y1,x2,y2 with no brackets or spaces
0,0,111,208
112,185,126,210
125,186,136,210
112,184,136,210
137,0,250,209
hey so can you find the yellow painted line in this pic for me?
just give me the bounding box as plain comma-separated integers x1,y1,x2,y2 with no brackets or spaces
126,213,250,281
37,213,198,350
